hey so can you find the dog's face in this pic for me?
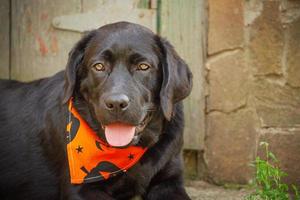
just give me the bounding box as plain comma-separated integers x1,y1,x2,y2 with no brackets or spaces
64,22,192,147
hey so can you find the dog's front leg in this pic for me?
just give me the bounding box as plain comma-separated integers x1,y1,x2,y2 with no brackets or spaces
145,181,190,200
144,156,191,200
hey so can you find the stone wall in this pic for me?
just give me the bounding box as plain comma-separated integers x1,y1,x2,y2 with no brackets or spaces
204,0,300,185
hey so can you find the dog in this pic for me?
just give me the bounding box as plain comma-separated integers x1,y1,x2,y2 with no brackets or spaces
0,22,193,200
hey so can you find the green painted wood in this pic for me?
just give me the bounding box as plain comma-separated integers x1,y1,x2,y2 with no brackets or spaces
0,0,10,79
54,0,156,33
10,0,82,81
159,0,207,150
137,0,150,8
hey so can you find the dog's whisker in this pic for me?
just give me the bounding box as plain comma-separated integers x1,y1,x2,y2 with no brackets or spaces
143,104,157,112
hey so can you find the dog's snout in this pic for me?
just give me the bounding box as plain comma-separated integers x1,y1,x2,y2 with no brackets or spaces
104,94,130,112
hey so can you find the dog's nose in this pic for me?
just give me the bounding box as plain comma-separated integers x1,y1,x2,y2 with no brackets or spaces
104,94,130,112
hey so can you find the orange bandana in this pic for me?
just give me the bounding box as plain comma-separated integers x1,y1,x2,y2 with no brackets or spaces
66,100,147,184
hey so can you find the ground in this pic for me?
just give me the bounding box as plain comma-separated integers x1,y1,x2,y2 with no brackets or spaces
186,181,252,200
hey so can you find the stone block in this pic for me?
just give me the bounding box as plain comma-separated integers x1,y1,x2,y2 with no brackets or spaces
249,1,284,75
207,51,250,112
205,109,258,184
253,79,300,128
208,0,244,54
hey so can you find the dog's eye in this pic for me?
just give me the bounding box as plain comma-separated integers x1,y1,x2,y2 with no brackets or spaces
137,63,151,71
92,63,105,71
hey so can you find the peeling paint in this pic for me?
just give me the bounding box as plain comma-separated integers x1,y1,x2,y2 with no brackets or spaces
35,34,48,56
41,12,49,21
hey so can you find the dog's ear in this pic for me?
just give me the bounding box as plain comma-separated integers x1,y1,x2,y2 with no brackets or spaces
62,30,97,104
159,38,193,121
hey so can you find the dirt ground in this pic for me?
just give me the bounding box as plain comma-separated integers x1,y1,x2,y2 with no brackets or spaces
185,181,252,200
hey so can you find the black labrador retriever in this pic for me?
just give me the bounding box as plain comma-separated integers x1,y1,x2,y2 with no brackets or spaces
0,22,192,200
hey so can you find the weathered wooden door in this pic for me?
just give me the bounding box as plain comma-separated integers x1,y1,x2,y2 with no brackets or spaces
0,0,206,151
8,0,156,81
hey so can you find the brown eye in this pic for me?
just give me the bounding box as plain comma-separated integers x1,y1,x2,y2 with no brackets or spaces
137,63,151,71
93,63,105,71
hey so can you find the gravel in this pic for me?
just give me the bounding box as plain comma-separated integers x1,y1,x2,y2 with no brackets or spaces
186,181,252,200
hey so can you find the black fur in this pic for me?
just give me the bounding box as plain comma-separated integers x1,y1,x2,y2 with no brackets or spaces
0,22,192,200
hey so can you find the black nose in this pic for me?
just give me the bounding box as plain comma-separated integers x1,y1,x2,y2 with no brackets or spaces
104,94,130,112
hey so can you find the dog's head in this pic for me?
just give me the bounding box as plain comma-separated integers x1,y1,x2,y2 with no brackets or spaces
63,22,192,147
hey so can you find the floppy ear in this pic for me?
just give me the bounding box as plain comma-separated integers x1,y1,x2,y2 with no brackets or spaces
159,38,193,121
62,30,97,103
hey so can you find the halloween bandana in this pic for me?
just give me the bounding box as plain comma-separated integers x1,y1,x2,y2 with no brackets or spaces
66,100,147,184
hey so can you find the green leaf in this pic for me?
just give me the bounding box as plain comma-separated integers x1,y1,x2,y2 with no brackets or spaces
268,152,278,162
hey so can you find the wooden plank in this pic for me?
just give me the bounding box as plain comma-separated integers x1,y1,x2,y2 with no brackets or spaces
0,0,10,79
183,150,198,179
11,0,82,81
160,0,207,150
49,0,155,33
52,4,156,33
82,0,148,12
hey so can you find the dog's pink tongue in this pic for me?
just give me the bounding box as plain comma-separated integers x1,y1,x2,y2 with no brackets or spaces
105,123,136,147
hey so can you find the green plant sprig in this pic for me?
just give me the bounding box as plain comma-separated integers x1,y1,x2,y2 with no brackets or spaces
245,142,300,200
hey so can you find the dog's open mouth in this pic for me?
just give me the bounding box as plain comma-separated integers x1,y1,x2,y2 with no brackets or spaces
102,113,152,147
